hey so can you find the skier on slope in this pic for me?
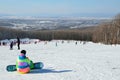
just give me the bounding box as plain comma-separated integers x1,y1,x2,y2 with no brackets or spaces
10,41,13,50
17,37,20,50
16,50,34,74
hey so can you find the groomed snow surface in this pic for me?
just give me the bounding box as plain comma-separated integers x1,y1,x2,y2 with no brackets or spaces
0,40,120,80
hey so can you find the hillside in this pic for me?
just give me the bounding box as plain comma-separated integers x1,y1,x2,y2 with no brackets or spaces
0,40,120,80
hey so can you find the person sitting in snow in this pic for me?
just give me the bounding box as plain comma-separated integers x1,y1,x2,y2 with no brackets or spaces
16,50,34,74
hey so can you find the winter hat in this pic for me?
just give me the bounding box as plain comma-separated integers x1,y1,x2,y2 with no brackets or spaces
21,50,26,55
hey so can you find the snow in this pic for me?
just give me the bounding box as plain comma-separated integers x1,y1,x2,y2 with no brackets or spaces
0,40,120,80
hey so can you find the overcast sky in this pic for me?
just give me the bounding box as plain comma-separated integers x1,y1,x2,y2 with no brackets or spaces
0,0,120,17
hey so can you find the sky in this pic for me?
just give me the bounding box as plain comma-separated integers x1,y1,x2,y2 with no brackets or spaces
0,0,120,18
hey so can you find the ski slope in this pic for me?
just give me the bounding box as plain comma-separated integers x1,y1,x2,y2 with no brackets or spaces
0,40,120,80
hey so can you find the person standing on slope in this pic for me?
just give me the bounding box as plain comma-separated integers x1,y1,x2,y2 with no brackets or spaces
10,41,13,50
17,37,20,50
16,50,34,74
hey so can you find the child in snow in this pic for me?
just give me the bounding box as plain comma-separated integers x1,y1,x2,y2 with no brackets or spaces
16,50,34,74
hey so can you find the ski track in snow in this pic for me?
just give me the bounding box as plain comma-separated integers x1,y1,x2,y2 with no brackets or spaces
0,40,120,80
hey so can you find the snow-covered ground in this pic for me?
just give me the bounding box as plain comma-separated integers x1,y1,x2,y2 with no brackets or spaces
0,40,120,80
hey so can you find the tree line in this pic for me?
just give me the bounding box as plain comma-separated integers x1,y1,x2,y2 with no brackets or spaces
0,27,94,41
93,14,120,44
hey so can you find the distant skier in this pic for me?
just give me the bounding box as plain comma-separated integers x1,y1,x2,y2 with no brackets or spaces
17,37,20,50
75,42,77,45
16,50,34,74
56,42,58,47
10,41,13,50
62,40,64,44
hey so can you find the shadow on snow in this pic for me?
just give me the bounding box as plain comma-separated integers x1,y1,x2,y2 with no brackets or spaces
29,68,72,74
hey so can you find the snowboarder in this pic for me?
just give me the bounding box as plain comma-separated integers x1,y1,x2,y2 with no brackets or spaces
17,37,20,50
16,50,34,74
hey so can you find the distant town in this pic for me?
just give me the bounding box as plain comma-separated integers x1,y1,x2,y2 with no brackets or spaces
0,16,111,30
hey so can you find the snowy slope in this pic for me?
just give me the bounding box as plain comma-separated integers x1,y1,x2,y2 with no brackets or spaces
0,40,120,80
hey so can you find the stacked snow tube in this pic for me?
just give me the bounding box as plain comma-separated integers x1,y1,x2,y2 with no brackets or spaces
16,54,30,74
